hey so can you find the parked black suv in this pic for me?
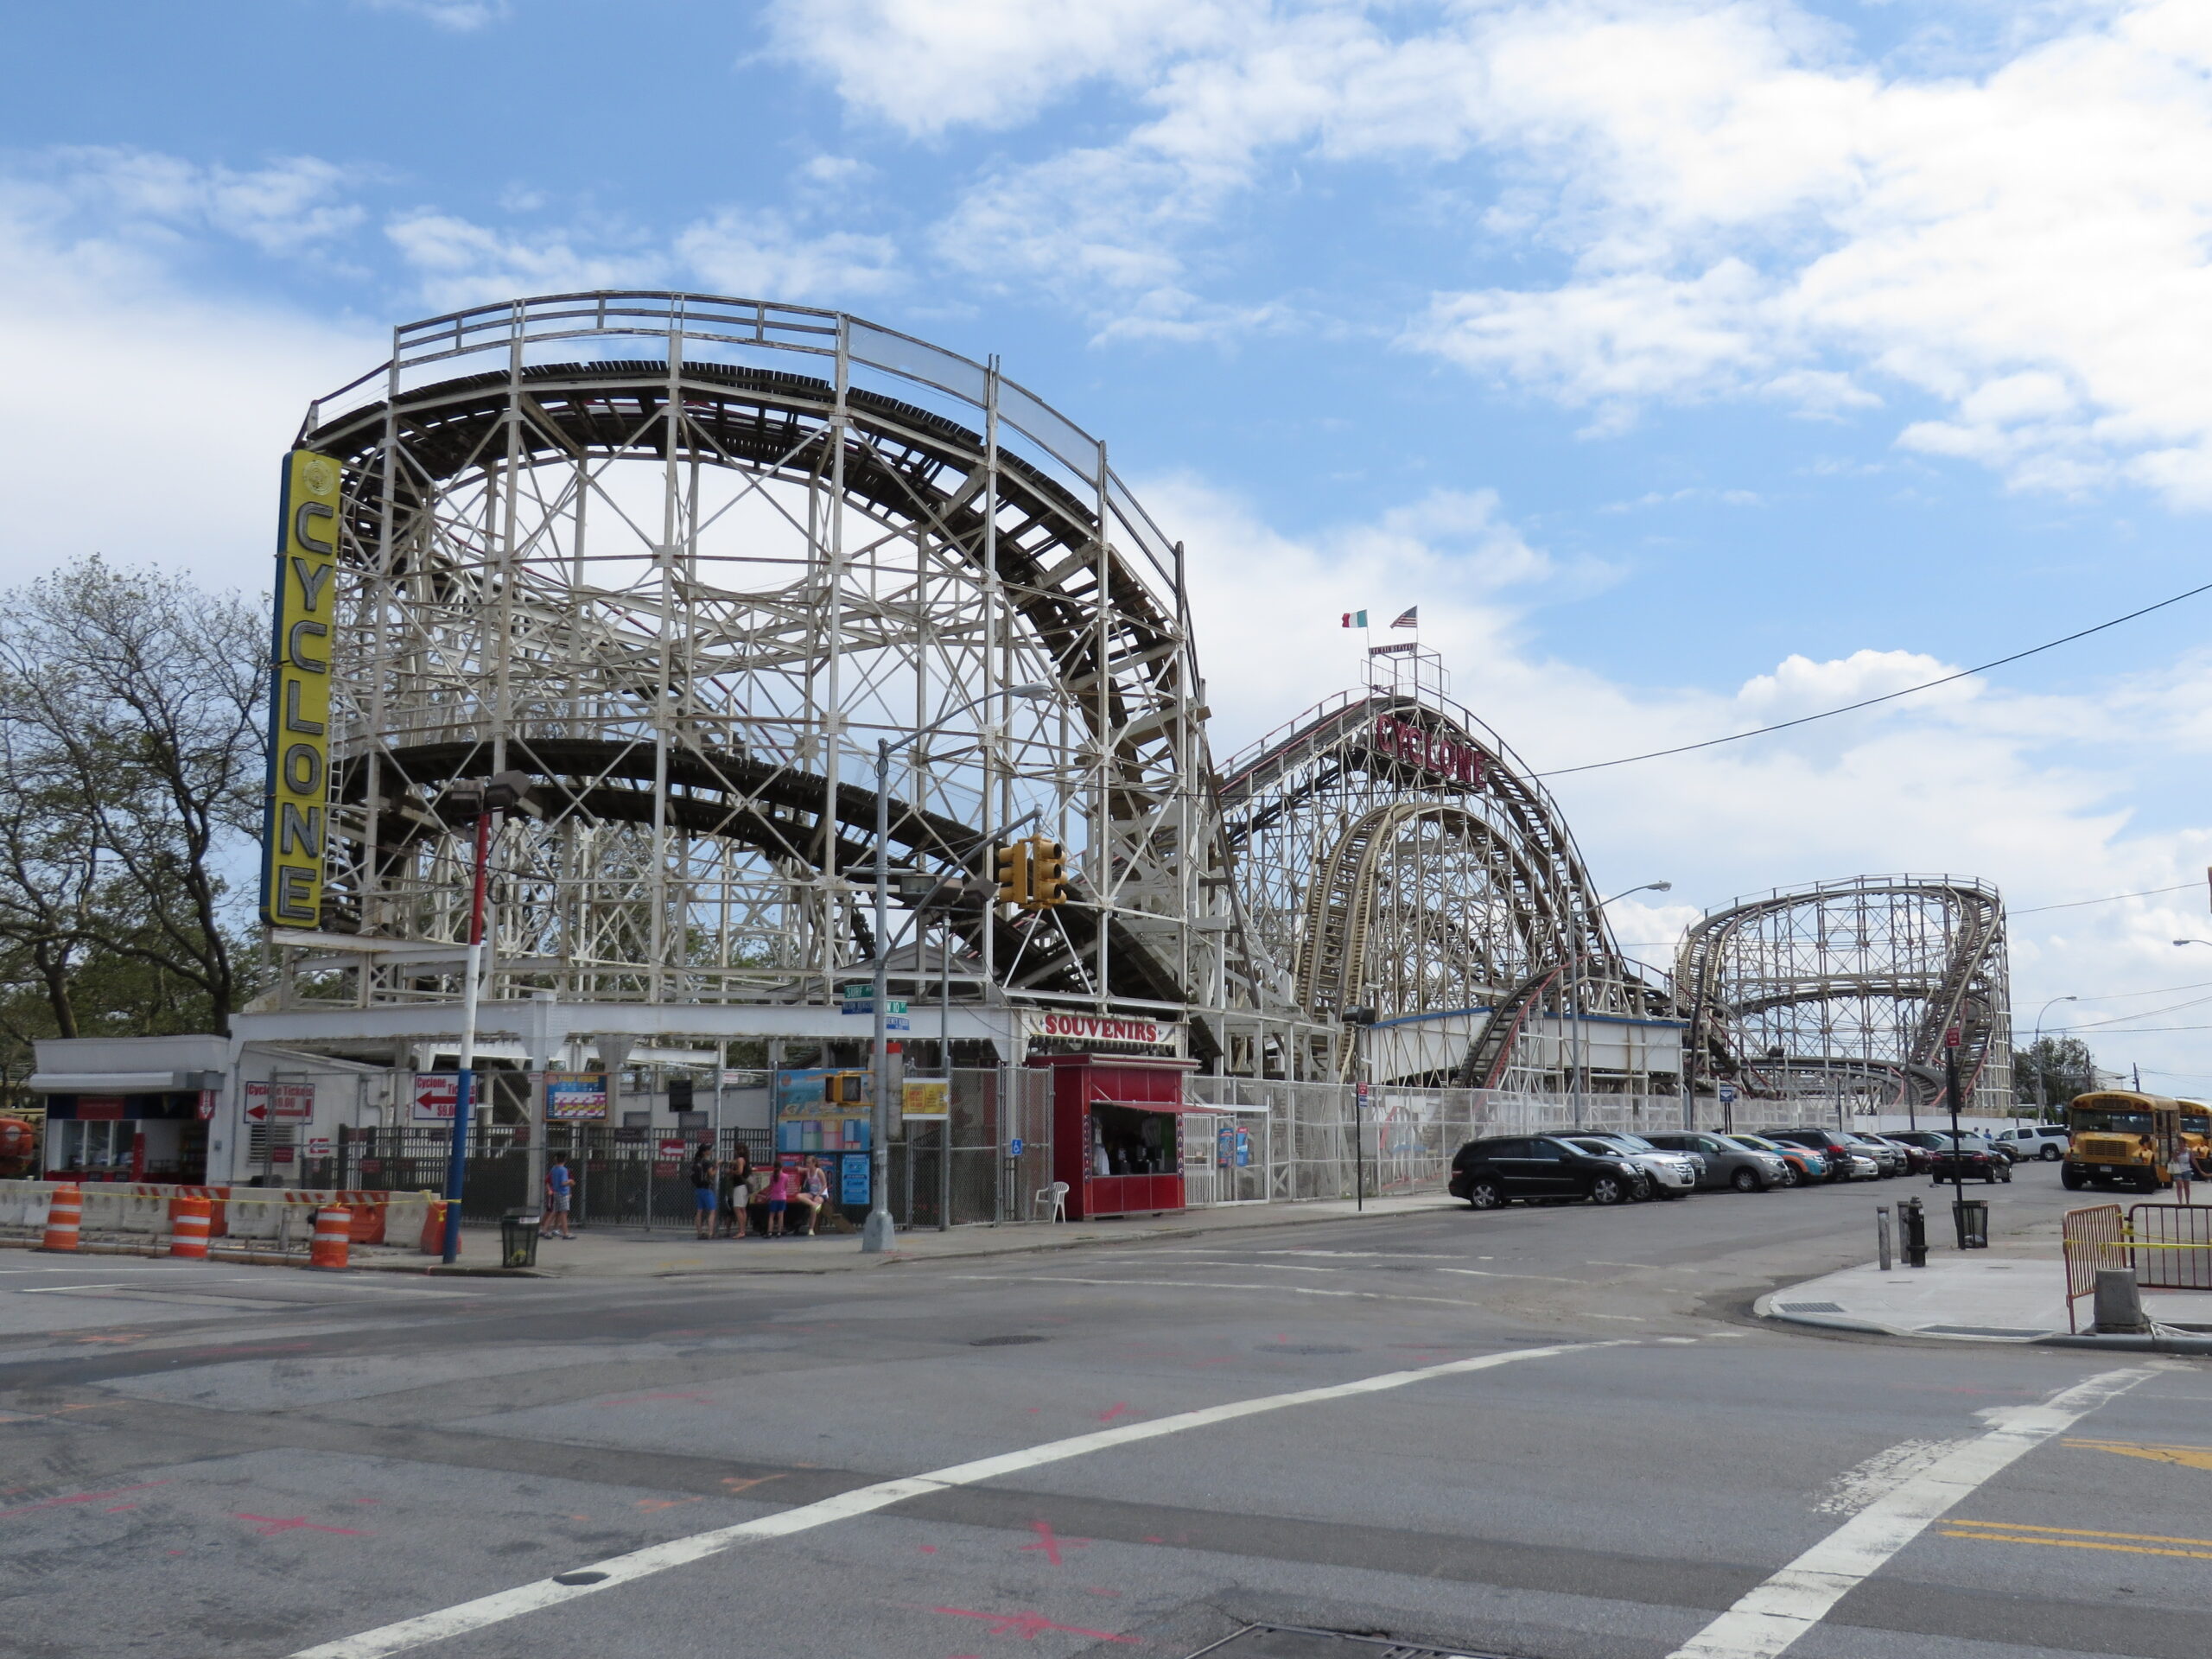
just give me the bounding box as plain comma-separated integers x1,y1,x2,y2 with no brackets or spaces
1449,1135,1644,1209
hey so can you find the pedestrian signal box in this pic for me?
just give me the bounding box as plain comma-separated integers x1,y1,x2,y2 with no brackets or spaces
824,1071,870,1105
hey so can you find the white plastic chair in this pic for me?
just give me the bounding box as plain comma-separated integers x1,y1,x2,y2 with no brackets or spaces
1032,1180,1069,1223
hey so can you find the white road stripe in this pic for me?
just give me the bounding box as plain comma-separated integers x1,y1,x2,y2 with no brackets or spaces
289,1338,1625,1659
949,1272,1489,1308
1666,1364,2156,1659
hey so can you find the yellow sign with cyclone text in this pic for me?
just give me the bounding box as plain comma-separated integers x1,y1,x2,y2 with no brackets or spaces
259,449,343,928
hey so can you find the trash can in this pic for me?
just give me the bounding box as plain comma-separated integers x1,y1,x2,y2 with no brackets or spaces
1952,1197,1989,1250
499,1211,542,1270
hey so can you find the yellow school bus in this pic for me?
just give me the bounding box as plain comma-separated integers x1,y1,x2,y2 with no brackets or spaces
2063,1090,2182,1194
2179,1099,2210,1160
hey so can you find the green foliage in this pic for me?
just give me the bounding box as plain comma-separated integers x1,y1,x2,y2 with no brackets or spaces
2013,1033,2097,1116
0,555,267,1055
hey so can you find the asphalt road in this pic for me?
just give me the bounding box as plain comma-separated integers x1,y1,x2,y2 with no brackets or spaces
3,1161,2207,1659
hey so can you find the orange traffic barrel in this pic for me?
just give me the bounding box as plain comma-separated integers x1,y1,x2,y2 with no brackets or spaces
41,1184,81,1252
418,1198,451,1255
169,1192,213,1260
309,1205,352,1271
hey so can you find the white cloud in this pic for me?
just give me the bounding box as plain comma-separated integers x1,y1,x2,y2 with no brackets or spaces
0,156,378,592
359,0,511,30
676,208,899,302
385,212,659,312
798,0,2212,504
764,0,1262,137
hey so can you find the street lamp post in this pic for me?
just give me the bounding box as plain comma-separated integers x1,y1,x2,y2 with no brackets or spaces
861,684,1052,1254
2030,995,2078,1128
1580,883,1670,1121
435,770,533,1266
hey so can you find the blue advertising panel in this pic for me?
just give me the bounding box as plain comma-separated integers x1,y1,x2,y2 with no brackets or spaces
839,1153,871,1205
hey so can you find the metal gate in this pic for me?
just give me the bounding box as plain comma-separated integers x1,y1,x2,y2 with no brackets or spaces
2130,1202,2212,1290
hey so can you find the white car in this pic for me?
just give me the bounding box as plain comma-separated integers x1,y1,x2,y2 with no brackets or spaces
1993,1124,2069,1161
1567,1133,1702,1199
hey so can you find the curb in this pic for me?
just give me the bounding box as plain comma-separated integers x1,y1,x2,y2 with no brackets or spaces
2031,1331,2212,1356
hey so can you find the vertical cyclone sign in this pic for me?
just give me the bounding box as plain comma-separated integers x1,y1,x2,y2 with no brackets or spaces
260,449,342,928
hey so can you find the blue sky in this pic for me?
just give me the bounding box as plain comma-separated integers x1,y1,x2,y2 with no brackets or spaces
8,0,2212,1081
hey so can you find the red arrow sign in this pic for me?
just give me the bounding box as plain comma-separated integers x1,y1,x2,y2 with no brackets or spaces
244,1101,268,1122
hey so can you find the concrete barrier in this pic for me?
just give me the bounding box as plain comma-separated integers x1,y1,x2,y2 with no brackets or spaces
2,1179,427,1250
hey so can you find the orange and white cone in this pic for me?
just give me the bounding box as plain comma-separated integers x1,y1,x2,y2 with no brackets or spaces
308,1205,352,1271
169,1193,213,1260
41,1184,81,1253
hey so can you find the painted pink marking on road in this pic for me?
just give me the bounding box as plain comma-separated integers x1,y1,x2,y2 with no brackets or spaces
1095,1402,1131,1424
929,1606,1137,1643
103,1505,137,1514
1016,1521,1088,1566
235,1514,368,1538
917,1544,938,1554
0,1481,169,1518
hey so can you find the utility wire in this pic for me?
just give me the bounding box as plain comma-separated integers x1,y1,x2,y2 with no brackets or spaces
1535,576,2212,778
2012,881,2200,915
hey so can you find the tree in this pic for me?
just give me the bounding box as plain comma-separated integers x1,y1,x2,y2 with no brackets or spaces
0,556,269,1039
2013,1034,2096,1118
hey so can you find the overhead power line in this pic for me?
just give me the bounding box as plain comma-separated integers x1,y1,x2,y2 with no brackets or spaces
2012,881,2200,915
1536,575,2212,779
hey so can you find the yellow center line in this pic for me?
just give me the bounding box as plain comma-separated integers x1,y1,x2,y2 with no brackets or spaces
1941,1529,2212,1562
1947,1517,2212,1548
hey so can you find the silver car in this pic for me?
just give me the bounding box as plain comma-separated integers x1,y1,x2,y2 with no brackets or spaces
1645,1131,1789,1192
1568,1133,1701,1199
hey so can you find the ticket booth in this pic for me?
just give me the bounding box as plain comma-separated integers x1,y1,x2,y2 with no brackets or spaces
1035,1052,1198,1221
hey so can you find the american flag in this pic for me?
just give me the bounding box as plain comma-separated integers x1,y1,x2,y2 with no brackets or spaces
1390,606,1418,629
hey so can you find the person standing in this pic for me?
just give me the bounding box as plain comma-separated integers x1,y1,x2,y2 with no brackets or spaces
541,1155,575,1240
762,1160,792,1237
690,1143,718,1239
725,1146,753,1238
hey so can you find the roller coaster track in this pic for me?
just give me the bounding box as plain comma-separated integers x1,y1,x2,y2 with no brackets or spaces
1675,875,2010,1109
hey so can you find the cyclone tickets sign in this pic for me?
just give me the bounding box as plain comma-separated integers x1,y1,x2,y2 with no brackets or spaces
1373,714,1484,787
1023,1012,1185,1055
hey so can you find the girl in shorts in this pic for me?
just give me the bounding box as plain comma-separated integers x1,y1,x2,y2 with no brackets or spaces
762,1163,792,1236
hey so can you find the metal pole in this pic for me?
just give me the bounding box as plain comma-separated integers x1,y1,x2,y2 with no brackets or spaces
442,808,493,1264
1354,1027,1364,1211
863,739,896,1253
940,916,952,1231
1946,1045,1965,1247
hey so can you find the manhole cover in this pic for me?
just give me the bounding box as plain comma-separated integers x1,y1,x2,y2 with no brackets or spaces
970,1334,1047,1347
1186,1624,1518,1658
1256,1343,1357,1355
1779,1301,1845,1313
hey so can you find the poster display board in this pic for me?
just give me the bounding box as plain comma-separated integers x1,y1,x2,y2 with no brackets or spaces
901,1078,949,1119
774,1068,873,1154
544,1071,609,1121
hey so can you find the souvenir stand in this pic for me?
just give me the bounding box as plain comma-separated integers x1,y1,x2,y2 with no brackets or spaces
1035,1052,1199,1220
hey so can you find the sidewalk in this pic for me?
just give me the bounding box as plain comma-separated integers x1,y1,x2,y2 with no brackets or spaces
369,1192,1462,1280
1757,1237,2212,1350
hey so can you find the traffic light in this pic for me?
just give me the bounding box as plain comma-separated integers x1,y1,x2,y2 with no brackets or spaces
1028,836,1066,908
825,1071,869,1105
995,840,1032,908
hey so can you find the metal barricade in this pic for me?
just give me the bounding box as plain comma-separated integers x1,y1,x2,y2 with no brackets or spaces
2128,1202,2212,1290
2062,1203,2127,1332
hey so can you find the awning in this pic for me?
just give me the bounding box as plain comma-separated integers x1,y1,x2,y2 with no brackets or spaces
24,1071,223,1093
1091,1097,1205,1115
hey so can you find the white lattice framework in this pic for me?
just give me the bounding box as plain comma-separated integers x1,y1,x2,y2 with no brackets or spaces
1675,874,2012,1114
281,294,1228,1047
1214,652,1658,1084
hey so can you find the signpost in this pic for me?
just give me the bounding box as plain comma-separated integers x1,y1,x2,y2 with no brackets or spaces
1718,1083,1737,1132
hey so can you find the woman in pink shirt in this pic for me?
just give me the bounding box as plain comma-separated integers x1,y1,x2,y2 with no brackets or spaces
762,1164,793,1236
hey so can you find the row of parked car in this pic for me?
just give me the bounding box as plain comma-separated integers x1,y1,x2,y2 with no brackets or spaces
1446,1122,2026,1208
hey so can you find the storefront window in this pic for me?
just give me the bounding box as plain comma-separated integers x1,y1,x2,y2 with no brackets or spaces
54,1121,130,1171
